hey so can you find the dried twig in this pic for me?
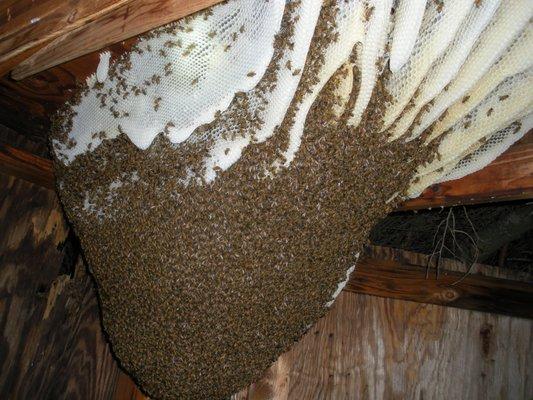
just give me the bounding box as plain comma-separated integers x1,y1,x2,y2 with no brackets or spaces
426,207,481,284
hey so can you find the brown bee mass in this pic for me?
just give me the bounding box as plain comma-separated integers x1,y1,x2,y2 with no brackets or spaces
53,2,440,400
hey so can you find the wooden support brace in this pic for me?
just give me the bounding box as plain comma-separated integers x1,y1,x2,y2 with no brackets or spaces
348,256,533,319
0,143,54,189
10,0,226,80
0,0,134,65
399,133,533,210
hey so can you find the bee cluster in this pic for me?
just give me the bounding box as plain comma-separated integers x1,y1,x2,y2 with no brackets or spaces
51,1,532,399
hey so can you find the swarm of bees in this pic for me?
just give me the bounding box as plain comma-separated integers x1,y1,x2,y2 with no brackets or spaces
53,1,532,399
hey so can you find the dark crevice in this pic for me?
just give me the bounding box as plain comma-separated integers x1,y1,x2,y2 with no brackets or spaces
57,229,82,278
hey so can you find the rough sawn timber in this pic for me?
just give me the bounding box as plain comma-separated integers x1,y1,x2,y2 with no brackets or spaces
0,173,120,399
10,0,226,80
400,133,533,210
0,0,133,65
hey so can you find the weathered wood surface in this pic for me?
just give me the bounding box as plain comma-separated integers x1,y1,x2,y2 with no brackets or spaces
347,257,533,319
232,290,533,400
0,40,49,78
366,244,531,280
400,133,533,210
0,142,54,189
0,0,133,64
0,172,121,398
11,0,226,80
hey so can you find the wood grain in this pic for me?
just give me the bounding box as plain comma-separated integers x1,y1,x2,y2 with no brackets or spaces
113,372,147,400
0,40,49,78
0,142,54,188
399,132,533,210
0,172,121,399
346,257,533,319
233,290,533,400
0,0,133,65
12,0,226,80
0,39,134,139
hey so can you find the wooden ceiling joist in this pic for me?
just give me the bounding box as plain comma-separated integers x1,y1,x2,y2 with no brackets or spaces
0,0,133,65
0,143,54,189
400,133,533,210
10,0,226,81
349,256,533,319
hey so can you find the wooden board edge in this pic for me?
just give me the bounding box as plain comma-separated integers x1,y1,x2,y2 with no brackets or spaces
347,256,533,319
11,0,226,80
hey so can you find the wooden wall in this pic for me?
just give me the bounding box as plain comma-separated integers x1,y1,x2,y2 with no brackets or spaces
1,137,532,399
235,283,533,399
0,135,121,398
0,129,125,398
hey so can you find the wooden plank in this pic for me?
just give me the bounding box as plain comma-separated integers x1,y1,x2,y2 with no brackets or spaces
0,39,134,139
11,0,226,80
0,172,121,399
0,143,54,189
0,40,49,78
0,0,133,65
366,244,530,281
233,290,533,399
399,132,533,210
346,257,533,319
113,372,146,400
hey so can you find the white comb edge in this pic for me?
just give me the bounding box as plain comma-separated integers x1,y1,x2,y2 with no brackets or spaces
389,0,427,73
96,51,112,83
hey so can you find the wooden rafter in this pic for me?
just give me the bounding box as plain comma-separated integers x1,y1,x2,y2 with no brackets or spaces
10,0,226,80
0,0,134,65
349,256,533,319
0,143,54,189
399,133,533,210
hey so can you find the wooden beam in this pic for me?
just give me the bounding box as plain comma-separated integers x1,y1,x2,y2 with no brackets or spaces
0,41,49,78
348,256,533,319
399,132,533,210
11,0,226,80
0,143,54,189
0,0,133,65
